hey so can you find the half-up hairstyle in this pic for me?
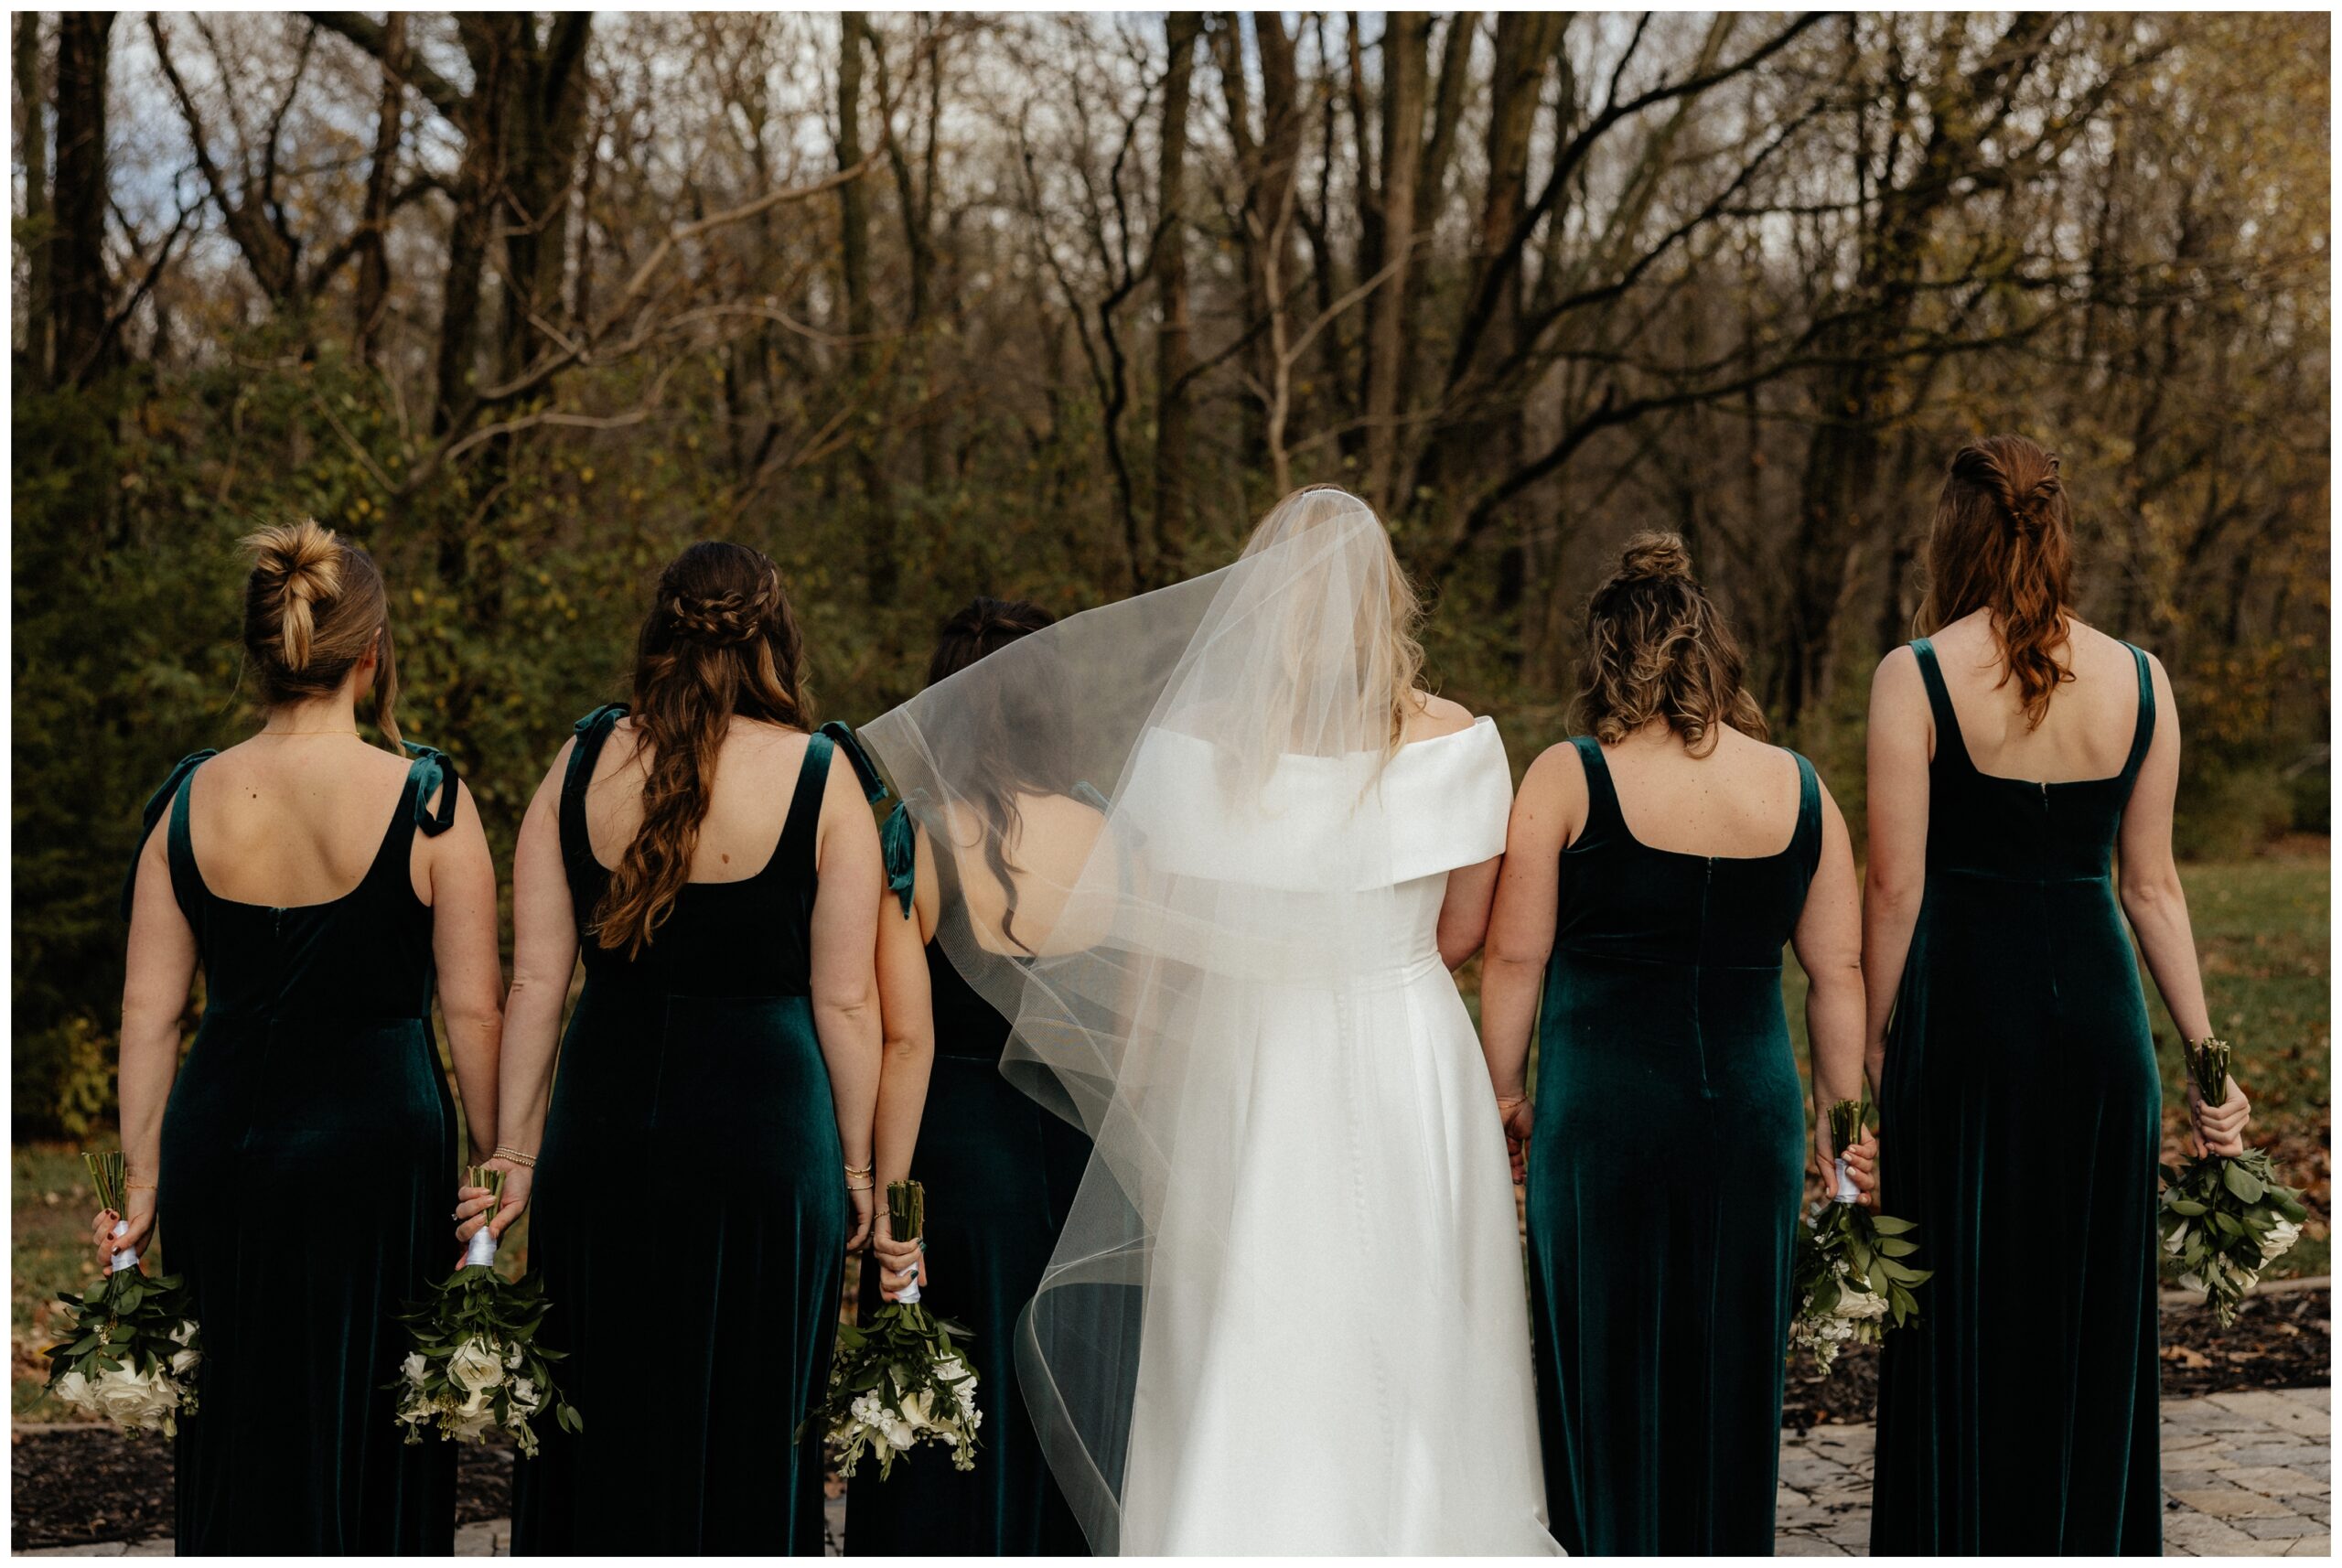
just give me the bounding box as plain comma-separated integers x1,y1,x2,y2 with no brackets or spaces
240,518,402,748
596,542,811,958
1918,433,2075,728
925,596,1065,953
1577,532,1767,757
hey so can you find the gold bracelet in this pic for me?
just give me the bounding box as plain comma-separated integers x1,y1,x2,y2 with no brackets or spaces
844,1176,875,1192
124,1180,156,1191
1495,1093,1527,1111
493,1145,538,1169
843,1160,874,1179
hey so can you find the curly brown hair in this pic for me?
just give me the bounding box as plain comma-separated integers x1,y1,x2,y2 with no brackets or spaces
596,542,811,958
1576,532,1767,757
1917,433,2075,729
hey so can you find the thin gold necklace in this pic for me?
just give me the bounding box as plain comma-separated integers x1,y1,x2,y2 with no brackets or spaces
256,728,362,738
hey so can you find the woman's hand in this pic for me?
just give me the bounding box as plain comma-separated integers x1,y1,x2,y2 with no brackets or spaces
2187,1074,2250,1158
1842,1127,1880,1213
844,1185,875,1252
1499,1097,1534,1185
90,1187,156,1269
872,1213,927,1301
1811,1122,1882,1213
454,1157,533,1249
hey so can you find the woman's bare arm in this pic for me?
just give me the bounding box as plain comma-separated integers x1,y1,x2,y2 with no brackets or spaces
104,823,199,1263
426,779,504,1168
1478,746,1585,1177
459,755,574,1246
1437,854,1500,970
2118,655,2246,1154
1793,779,1876,1206
811,760,886,1251
1862,649,1931,1090
868,828,936,1297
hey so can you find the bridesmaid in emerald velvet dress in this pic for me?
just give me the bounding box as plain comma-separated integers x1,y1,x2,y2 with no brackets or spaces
468,543,887,1555
100,520,504,1553
1864,436,2251,1554
843,598,1093,1557
1478,533,1875,1555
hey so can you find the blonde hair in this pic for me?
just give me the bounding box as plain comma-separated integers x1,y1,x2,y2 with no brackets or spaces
1576,532,1767,757
1240,485,1425,756
240,519,402,747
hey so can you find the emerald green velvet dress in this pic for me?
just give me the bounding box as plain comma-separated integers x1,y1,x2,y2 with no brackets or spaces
511,706,850,1556
1524,736,1819,1555
145,745,462,1554
1872,639,2162,1554
844,838,1092,1558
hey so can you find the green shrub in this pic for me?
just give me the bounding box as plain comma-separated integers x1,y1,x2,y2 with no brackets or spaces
2288,768,2329,834
2173,761,2295,861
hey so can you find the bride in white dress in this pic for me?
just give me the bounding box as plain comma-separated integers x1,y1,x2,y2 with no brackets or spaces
862,489,1560,1555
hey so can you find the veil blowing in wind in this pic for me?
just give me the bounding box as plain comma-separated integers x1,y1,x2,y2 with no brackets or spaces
860,488,1555,1554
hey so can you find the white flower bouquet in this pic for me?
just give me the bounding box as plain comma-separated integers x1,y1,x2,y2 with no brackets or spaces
809,1180,982,1478
2158,1037,2310,1328
46,1152,202,1436
389,1165,580,1456
1789,1098,1930,1375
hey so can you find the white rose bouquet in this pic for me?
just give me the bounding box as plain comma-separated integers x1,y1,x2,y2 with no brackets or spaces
808,1180,982,1478
46,1152,202,1436
389,1165,580,1456
2158,1037,2309,1328
1789,1097,1930,1375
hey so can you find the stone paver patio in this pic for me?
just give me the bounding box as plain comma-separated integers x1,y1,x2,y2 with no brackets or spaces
20,1390,2326,1556
1776,1389,2330,1557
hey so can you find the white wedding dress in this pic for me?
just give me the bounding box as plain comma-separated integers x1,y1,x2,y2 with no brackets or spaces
1113,717,1561,1555
860,490,1562,1555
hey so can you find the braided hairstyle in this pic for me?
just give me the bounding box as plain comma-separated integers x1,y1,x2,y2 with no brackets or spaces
596,542,811,957
1576,532,1767,757
240,518,403,748
924,596,1064,953
1918,433,2076,728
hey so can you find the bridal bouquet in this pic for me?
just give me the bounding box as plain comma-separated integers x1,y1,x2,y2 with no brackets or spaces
1789,1098,1930,1375
2158,1037,2309,1327
46,1152,202,1436
810,1181,982,1478
390,1165,579,1456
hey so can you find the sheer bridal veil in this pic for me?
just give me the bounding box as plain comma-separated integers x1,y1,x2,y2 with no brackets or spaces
858,489,1432,1552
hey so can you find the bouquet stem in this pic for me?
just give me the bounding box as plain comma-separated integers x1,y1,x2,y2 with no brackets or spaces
1826,1095,1866,1207
462,1166,502,1269
888,1180,924,1305
86,1152,140,1274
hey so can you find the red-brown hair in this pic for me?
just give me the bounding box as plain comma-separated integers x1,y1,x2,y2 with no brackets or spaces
1918,434,2075,728
596,542,811,957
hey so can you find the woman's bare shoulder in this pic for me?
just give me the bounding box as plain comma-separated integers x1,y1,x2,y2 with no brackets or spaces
1402,690,1477,743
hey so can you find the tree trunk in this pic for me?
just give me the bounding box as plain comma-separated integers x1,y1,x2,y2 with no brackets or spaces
50,11,113,389
1407,13,1556,560
16,13,50,383
1153,13,1204,566
837,14,896,606
1361,14,1427,512
1218,13,1302,487
352,13,405,364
